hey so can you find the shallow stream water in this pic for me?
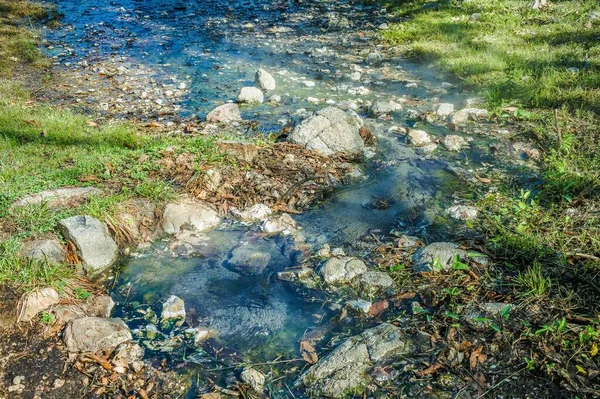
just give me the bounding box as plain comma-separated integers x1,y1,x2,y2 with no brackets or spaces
42,0,537,396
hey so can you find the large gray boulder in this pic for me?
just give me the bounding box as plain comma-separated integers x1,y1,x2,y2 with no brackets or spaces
162,200,220,234
64,317,132,353
288,107,365,155
299,323,415,398
255,68,276,91
412,242,468,272
206,103,242,123
58,215,119,276
320,257,367,285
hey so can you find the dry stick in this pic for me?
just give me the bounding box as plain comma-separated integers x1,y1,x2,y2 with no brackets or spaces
280,175,322,202
567,252,600,262
554,108,561,146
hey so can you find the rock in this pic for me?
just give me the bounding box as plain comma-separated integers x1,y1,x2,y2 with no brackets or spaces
185,327,212,345
433,103,454,118
241,368,265,393
447,205,478,221
359,271,393,290
269,94,282,103
18,287,60,322
12,187,103,208
303,80,316,87
168,230,215,258
58,215,119,276
204,168,222,192
320,257,367,284
255,68,276,91
53,379,65,389
231,204,272,223
407,130,433,147
288,107,365,155
217,141,259,163
442,135,468,151
113,342,145,364
366,51,383,64
346,300,372,314
206,103,242,123
53,295,115,325
161,295,186,325
162,200,220,234
299,323,417,398
23,239,65,265
228,241,272,275
64,317,132,353
412,242,468,272
369,100,403,117
146,324,159,339
394,234,421,248
261,213,297,235
236,87,264,103
277,267,313,281
448,108,489,124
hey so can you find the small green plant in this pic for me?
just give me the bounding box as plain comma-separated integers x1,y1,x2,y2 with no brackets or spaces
514,261,551,298
443,287,461,297
74,287,92,300
39,311,55,325
451,255,470,271
524,357,536,371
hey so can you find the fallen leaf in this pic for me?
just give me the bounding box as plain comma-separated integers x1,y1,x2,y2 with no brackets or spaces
300,341,318,365
592,342,598,357
87,120,98,127
416,363,443,376
475,174,492,184
469,346,487,370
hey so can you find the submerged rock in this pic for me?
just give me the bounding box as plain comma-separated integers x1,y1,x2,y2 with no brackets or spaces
168,230,216,258
206,103,242,123
12,187,103,208
18,287,60,322
412,242,468,272
369,100,403,117
433,103,455,118
320,257,367,284
407,129,433,147
228,241,272,275
161,295,186,326
255,68,276,91
64,317,132,353
58,215,119,276
442,135,468,151
288,107,365,155
23,239,65,265
236,87,264,103
162,200,220,234
299,323,418,398
261,213,297,235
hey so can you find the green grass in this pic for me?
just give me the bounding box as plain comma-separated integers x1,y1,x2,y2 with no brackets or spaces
382,0,600,111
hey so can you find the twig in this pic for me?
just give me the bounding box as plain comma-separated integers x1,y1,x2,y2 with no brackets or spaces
280,175,321,202
566,252,600,262
205,358,305,372
475,367,526,399
554,108,561,146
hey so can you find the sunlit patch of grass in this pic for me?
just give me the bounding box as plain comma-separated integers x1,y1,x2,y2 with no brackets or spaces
0,237,73,292
514,261,552,299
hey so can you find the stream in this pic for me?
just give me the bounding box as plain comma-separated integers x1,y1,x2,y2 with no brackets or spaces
41,0,540,397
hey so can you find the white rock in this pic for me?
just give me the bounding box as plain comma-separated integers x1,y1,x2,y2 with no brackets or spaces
303,80,316,87
320,257,367,284
64,317,132,353
206,103,242,123
162,201,220,234
442,135,468,151
241,368,265,393
12,187,103,208
236,87,264,103
261,213,297,235
255,68,276,91
407,130,432,147
231,204,272,223
433,103,454,118
447,205,478,221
